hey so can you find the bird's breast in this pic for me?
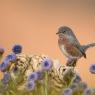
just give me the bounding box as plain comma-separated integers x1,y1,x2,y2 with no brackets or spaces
58,38,82,59
59,45,70,58
58,38,70,57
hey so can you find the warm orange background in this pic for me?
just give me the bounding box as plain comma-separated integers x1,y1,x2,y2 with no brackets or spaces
0,0,95,88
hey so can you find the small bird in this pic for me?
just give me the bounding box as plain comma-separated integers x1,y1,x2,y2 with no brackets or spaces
56,26,95,66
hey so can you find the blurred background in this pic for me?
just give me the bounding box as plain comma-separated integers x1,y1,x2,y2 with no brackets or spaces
0,0,95,87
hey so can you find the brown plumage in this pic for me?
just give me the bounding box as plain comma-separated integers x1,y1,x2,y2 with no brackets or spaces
56,26,95,66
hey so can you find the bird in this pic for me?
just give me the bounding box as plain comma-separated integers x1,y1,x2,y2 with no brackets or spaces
56,26,95,66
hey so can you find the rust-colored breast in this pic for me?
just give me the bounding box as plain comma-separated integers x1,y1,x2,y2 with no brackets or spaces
58,37,82,58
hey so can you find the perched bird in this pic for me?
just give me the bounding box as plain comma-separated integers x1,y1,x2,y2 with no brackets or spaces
56,26,95,66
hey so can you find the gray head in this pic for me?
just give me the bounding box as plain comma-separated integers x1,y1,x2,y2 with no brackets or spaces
56,26,74,37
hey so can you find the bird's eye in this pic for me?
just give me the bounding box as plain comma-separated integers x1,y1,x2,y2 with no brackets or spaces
63,31,66,33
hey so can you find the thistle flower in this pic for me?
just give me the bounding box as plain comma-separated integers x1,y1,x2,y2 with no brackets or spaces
89,64,95,74
79,81,87,91
26,81,35,91
83,88,92,95
63,88,73,95
0,60,9,72
5,53,17,62
12,44,22,54
28,72,38,82
70,83,78,92
41,58,53,71
1,72,11,84
36,71,44,80
73,74,82,83
0,54,17,72
0,47,4,55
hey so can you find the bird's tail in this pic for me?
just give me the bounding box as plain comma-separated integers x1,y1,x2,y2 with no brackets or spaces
82,43,95,52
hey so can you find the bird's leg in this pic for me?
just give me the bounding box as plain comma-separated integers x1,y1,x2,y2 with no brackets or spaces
66,58,77,67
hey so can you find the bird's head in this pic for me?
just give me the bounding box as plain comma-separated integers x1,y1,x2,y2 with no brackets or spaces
56,26,73,38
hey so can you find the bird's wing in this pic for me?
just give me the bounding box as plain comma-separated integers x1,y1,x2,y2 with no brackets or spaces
69,36,86,58
75,45,86,58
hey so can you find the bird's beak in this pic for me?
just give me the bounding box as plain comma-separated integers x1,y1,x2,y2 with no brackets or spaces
56,32,60,34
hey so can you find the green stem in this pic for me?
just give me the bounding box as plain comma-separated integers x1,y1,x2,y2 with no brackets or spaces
34,86,39,95
44,72,48,95
40,80,45,95
0,55,3,62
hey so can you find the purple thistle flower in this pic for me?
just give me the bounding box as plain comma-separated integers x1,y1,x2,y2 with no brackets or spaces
5,53,17,62
28,72,38,82
0,54,17,72
1,72,11,84
0,47,4,55
70,83,78,92
41,58,53,71
63,88,73,95
0,60,9,72
73,74,82,83
89,64,95,74
12,44,22,54
26,81,35,91
83,88,92,95
36,71,44,80
79,81,88,91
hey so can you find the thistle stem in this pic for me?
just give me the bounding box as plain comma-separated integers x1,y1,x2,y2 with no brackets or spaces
44,72,48,95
